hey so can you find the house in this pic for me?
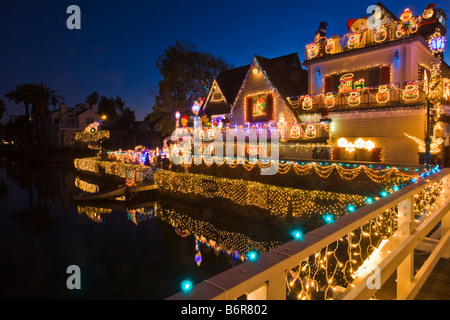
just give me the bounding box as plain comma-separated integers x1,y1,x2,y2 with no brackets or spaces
201,53,308,127
199,2,449,166
48,103,101,147
300,2,449,165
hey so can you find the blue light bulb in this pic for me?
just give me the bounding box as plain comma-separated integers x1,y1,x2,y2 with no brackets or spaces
181,280,193,293
247,251,258,262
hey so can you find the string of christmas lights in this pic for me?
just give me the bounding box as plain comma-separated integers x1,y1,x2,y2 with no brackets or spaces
154,170,368,219
287,179,444,300
180,156,416,184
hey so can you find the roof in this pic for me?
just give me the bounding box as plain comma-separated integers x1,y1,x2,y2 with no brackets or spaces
303,33,429,66
203,52,307,116
215,64,249,105
255,54,307,98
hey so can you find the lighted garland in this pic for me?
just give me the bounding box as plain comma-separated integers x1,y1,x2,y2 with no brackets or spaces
74,176,100,193
74,157,157,183
154,170,368,219
180,156,416,184
75,130,110,143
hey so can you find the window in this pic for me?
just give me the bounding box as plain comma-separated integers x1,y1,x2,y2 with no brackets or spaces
212,92,223,101
326,66,389,93
245,93,274,123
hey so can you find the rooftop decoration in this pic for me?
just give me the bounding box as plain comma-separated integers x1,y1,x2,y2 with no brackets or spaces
305,3,447,60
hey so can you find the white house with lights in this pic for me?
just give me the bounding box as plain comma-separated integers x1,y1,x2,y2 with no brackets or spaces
200,2,449,166
300,2,449,165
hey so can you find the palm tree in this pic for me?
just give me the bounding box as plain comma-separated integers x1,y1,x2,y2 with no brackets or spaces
0,99,5,121
30,82,64,150
5,84,34,149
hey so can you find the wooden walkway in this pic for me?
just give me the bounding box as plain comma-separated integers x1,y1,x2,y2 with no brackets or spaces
375,250,450,300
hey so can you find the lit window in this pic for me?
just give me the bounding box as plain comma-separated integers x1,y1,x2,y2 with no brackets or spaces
212,92,223,101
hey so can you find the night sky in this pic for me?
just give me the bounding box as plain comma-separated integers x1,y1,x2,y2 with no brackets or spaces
1,0,449,122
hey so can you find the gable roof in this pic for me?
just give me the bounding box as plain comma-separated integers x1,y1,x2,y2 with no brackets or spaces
203,52,307,117
254,54,307,98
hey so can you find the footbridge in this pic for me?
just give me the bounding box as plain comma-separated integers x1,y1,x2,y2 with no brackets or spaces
167,168,450,300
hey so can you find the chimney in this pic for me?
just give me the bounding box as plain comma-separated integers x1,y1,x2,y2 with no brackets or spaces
91,104,98,113
60,103,66,117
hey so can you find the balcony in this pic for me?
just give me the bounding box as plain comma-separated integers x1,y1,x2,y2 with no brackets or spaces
287,81,449,114
58,121,80,130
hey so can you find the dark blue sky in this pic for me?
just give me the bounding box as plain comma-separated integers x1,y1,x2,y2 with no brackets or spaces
1,0,449,122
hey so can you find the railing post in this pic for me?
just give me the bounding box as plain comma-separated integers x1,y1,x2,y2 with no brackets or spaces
266,272,287,300
396,196,415,298
441,175,450,259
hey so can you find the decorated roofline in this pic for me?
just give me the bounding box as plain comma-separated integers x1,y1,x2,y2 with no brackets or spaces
303,3,447,63
230,55,300,123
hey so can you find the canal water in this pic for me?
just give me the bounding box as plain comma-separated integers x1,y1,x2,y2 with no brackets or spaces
0,158,289,299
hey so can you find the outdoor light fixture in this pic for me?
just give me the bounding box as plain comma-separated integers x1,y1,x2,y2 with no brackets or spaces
175,111,180,128
347,205,356,213
191,103,200,116
380,190,389,197
428,29,446,55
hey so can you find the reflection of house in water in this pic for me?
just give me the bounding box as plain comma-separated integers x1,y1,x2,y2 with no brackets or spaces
74,191,283,267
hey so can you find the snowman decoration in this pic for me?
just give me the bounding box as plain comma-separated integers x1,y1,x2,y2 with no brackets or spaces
376,85,390,103
324,92,335,108
402,81,419,101
305,123,317,138
290,124,301,139
347,90,361,107
302,95,313,110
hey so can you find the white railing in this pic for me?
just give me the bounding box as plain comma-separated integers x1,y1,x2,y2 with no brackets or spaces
166,168,450,300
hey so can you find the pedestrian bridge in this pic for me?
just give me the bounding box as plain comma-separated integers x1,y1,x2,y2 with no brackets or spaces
167,167,450,300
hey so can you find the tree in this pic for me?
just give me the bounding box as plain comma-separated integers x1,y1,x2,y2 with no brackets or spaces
30,82,64,150
149,40,232,137
98,95,125,124
0,99,5,121
117,107,135,131
5,84,34,148
85,91,100,107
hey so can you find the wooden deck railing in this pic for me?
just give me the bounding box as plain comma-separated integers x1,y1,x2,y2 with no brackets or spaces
166,168,450,300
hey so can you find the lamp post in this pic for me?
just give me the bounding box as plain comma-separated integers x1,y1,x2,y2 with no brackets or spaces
175,111,180,129
425,29,446,172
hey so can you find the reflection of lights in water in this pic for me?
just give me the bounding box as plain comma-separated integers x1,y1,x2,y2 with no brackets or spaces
77,206,111,223
154,203,282,265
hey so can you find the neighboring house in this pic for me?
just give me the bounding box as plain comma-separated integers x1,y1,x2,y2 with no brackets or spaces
48,103,101,147
199,2,450,166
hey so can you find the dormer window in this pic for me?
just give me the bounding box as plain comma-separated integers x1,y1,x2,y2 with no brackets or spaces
212,92,223,101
